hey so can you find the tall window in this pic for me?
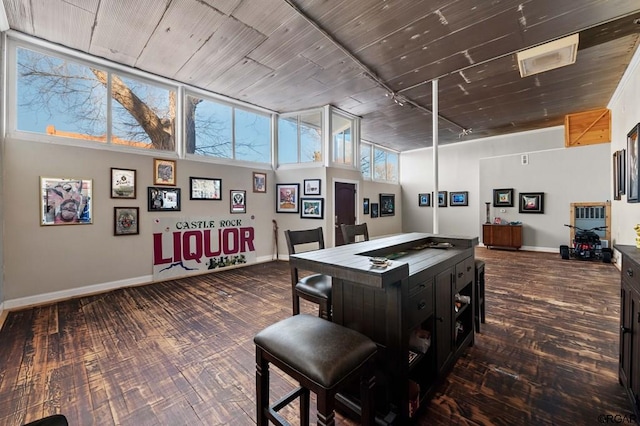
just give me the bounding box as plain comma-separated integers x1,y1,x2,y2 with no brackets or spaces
332,111,354,165
360,141,399,183
278,110,322,165
186,94,271,163
16,46,175,151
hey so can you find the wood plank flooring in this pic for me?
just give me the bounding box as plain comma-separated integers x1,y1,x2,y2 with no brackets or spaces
0,248,631,425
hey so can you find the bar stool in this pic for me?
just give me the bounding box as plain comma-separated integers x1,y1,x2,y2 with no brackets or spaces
474,260,486,332
254,314,377,426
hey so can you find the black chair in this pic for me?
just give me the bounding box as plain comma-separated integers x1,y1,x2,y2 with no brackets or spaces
254,314,377,426
284,227,332,320
23,415,68,426
475,260,486,332
340,223,370,245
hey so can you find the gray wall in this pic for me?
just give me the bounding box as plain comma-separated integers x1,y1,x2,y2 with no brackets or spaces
401,127,611,251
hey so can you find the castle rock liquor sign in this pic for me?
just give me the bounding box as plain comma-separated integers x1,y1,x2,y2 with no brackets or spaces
153,216,256,280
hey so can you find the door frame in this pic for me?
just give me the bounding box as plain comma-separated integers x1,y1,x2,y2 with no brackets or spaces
331,177,360,247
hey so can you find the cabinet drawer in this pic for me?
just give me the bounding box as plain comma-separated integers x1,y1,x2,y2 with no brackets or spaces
407,282,433,329
455,257,474,292
622,256,640,290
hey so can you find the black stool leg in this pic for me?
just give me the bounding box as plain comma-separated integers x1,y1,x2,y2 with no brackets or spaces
256,347,269,426
300,387,310,426
360,360,376,425
316,390,336,426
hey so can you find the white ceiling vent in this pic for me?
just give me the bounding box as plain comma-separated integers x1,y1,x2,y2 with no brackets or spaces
517,34,579,78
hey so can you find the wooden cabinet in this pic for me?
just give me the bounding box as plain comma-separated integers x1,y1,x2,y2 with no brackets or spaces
617,245,640,419
483,224,522,250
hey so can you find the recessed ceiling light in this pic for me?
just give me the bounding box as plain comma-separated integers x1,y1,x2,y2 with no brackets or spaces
516,34,579,78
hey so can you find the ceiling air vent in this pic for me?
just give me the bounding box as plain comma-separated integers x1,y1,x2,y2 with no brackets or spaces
517,34,579,78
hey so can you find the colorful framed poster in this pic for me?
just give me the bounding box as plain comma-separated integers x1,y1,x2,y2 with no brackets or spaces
114,207,139,235
300,198,323,219
276,183,299,213
153,158,176,186
230,190,246,213
41,177,93,225
519,192,544,213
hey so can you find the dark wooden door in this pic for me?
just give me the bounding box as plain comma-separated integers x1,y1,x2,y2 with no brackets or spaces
334,182,356,246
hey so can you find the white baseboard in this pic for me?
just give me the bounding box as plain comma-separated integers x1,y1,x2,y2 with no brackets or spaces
3,255,276,311
479,244,557,253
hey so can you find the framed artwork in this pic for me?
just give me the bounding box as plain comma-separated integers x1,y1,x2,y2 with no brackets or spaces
450,191,468,206
110,168,136,199
493,188,514,207
438,191,448,207
41,177,93,225
418,193,431,207
148,187,181,211
153,158,176,186
114,207,139,235
379,193,395,217
230,190,246,213
253,172,267,193
628,123,639,203
371,203,379,218
614,151,622,200
190,177,221,200
276,183,299,213
519,192,544,213
304,179,321,195
363,198,370,215
300,198,324,219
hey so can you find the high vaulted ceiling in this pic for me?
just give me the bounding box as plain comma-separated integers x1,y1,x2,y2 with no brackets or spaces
3,0,640,152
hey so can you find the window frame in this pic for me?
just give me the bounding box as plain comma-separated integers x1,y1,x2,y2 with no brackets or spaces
360,140,400,184
277,107,324,168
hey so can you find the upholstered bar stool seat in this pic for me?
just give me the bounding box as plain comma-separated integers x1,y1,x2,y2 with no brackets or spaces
254,314,377,426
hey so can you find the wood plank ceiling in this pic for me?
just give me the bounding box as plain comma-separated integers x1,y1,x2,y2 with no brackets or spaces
3,0,640,152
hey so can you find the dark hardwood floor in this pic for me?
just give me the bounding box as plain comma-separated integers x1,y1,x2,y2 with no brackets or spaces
0,248,631,425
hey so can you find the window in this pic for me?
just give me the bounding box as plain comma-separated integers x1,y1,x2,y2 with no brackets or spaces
360,142,371,179
332,111,354,165
186,94,271,163
278,110,322,165
360,141,399,183
16,46,175,151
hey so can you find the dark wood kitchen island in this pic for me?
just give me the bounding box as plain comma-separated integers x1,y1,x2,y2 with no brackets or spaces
289,232,479,424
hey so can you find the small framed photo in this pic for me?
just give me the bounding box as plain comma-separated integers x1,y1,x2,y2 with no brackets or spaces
114,207,139,235
418,193,431,207
110,168,136,199
41,177,93,225
301,198,324,219
148,187,181,211
438,191,448,207
450,191,468,206
190,177,222,200
230,190,246,214
363,198,370,215
253,172,267,193
519,192,544,213
276,183,300,213
371,203,379,218
493,188,514,207
304,179,321,195
153,158,176,186
379,193,395,217
628,123,639,203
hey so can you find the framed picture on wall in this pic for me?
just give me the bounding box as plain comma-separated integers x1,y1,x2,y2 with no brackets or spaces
300,198,324,219
379,193,395,216
153,158,176,186
627,123,639,203
450,191,468,206
418,193,430,207
148,187,181,211
363,198,370,215
41,177,93,225
519,192,544,213
114,207,139,235
438,191,447,207
493,188,514,207
190,177,222,200
110,168,136,199
253,172,267,193
370,203,379,218
230,190,246,213
276,183,299,213
303,179,321,195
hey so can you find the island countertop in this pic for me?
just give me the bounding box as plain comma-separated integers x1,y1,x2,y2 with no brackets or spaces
289,232,479,289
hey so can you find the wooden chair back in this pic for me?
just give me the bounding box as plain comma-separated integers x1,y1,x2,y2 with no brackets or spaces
340,223,369,244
